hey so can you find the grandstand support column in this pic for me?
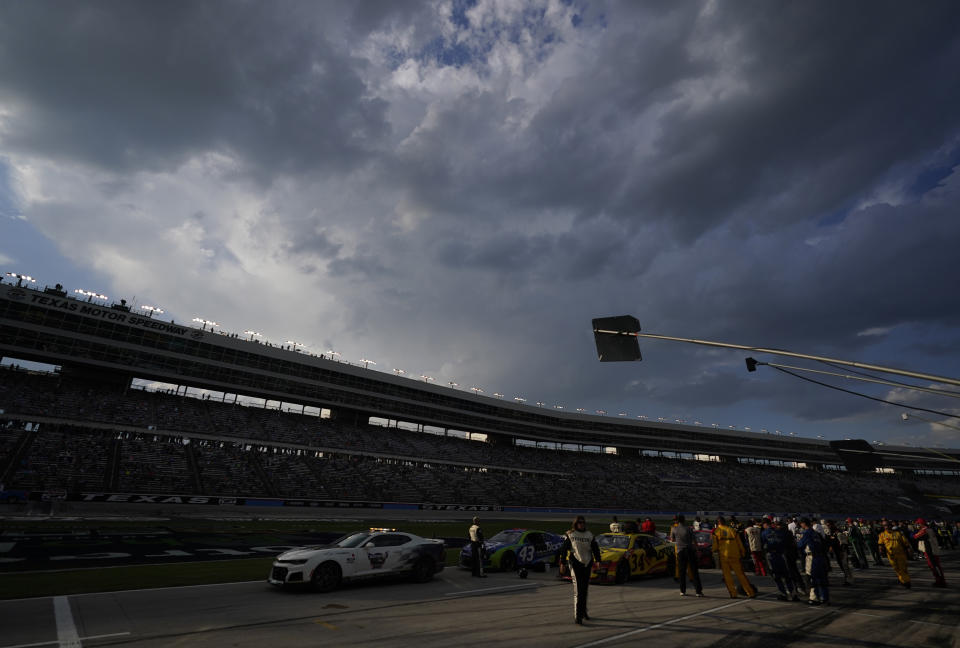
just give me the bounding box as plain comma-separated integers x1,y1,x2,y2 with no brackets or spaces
105,438,121,490
184,443,203,494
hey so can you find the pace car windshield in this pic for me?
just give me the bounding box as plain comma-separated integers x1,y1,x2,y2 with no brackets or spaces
488,531,523,544
597,535,630,549
331,532,374,547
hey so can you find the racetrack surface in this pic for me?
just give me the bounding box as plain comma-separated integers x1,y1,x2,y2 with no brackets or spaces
3,554,958,648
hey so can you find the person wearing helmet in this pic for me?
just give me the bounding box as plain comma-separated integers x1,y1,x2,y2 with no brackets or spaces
912,518,946,587
560,516,601,625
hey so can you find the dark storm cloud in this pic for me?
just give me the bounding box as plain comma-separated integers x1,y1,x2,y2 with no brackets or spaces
392,1,960,249
0,1,388,179
632,2,960,240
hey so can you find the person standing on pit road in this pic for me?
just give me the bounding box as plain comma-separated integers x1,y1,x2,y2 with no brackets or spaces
673,514,704,597
610,516,623,533
866,519,885,566
878,520,911,588
847,518,869,570
824,520,854,586
560,515,602,625
798,517,830,606
745,519,768,577
761,518,799,601
712,516,756,598
912,518,946,587
469,517,487,578
781,519,808,596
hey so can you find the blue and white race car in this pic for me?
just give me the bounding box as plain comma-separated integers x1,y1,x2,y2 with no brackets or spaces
459,528,564,572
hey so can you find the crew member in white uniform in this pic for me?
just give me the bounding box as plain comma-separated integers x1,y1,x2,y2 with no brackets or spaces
560,516,601,625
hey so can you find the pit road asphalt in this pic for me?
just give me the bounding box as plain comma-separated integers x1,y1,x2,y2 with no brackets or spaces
3,553,958,648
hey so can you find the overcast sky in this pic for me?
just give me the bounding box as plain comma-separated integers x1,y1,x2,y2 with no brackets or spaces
2,0,959,449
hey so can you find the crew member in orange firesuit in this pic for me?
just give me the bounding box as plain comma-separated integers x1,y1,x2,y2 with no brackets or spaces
878,520,911,588
712,516,756,598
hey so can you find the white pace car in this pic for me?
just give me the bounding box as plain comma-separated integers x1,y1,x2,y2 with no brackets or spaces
268,528,446,592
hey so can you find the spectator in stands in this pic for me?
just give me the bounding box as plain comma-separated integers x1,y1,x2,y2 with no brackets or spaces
712,516,755,599
609,515,623,533
878,520,911,588
912,518,946,588
560,516,601,625
673,514,703,598
798,517,830,606
468,517,486,578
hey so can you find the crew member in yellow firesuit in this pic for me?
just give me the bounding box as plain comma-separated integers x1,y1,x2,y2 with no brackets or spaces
712,516,756,598
878,520,911,588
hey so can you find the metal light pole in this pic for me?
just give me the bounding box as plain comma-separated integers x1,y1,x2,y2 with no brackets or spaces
592,315,960,387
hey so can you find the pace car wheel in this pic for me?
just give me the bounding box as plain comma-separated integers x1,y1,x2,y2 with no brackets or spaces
500,551,516,572
615,560,630,584
311,561,342,593
412,557,435,583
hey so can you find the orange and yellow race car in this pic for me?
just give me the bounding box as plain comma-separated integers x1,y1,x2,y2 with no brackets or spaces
590,532,676,584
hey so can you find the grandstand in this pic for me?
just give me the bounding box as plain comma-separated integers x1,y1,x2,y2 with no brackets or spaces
2,278,959,517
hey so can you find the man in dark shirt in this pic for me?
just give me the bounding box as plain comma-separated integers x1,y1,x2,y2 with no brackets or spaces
673,514,704,597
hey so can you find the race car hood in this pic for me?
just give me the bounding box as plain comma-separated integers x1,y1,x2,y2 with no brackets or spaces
276,546,338,561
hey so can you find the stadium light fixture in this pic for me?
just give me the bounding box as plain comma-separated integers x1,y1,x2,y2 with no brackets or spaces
244,330,262,340
448,381,458,388
360,358,377,369
192,317,218,330
286,340,305,352
493,392,504,398
420,374,434,383
76,288,108,302
514,396,527,403
393,368,406,376
596,409,606,415
592,314,960,387
576,407,585,413
469,386,483,395
5,272,37,287
140,305,164,317
536,401,545,408
326,350,341,359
